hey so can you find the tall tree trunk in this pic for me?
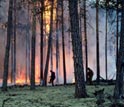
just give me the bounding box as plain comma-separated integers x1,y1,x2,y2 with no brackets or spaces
11,11,14,83
96,0,100,84
50,0,53,71
40,0,44,85
61,0,67,85
2,0,13,91
114,0,124,99
11,0,17,83
68,10,72,81
56,0,59,84
116,0,119,75
83,0,88,82
13,0,16,84
30,5,36,90
43,0,54,86
26,3,30,84
105,0,108,80
78,1,83,81
50,38,53,70
69,0,87,98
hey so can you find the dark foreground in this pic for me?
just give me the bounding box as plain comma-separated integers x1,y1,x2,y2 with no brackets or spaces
0,85,124,107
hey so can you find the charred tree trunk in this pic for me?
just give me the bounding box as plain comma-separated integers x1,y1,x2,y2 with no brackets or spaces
2,0,13,91
96,0,100,84
30,6,36,90
43,0,54,86
40,0,44,85
114,0,124,99
61,0,67,85
69,0,87,98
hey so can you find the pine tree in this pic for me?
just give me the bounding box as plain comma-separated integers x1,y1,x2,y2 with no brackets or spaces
56,0,60,84
2,0,13,91
43,0,54,86
30,3,36,90
105,0,108,80
61,0,67,85
114,0,124,99
68,0,87,98
40,0,44,85
83,0,88,82
96,0,100,84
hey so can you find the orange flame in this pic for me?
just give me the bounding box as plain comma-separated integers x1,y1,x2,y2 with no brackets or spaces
15,56,40,85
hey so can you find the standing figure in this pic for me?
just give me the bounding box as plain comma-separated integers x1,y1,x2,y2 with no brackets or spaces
87,67,94,85
49,70,56,86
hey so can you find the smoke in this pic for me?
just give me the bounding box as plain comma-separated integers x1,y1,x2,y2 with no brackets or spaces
86,7,116,80
0,1,116,85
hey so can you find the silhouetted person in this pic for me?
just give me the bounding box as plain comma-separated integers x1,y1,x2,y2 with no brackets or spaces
87,67,94,85
49,70,55,86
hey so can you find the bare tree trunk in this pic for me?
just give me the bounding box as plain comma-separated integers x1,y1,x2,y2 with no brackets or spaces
43,0,54,86
56,0,60,84
11,0,16,83
83,0,88,82
105,0,108,80
40,0,44,85
50,1,53,71
61,0,67,85
30,5,36,90
11,14,14,83
116,0,119,74
2,0,13,91
50,38,53,70
26,3,31,84
69,0,87,98
96,0,100,84
13,0,16,85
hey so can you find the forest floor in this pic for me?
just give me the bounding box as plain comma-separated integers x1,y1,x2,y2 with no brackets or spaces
0,84,124,107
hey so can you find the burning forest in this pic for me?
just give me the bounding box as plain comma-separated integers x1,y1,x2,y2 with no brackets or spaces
1,0,124,103
0,0,116,84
